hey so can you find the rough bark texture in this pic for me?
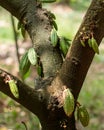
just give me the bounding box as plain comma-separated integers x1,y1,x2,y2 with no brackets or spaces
59,0,104,100
0,0,104,130
0,0,63,79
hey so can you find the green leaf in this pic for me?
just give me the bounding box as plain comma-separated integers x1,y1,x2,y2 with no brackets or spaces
22,70,30,80
59,37,68,57
37,64,44,77
52,20,58,31
51,29,58,47
49,12,56,20
63,88,75,117
64,37,71,49
19,52,31,77
28,48,37,65
8,80,19,98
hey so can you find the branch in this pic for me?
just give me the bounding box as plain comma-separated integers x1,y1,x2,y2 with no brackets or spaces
0,68,49,122
59,0,104,99
45,0,104,118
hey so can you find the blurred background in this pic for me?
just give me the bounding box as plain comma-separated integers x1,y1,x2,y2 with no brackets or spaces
0,0,104,129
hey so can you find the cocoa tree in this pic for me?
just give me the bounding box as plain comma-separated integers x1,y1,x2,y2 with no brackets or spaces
0,0,104,130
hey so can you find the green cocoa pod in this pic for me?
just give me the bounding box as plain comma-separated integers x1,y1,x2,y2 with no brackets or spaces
63,88,75,117
50,29,58,47
78,106,89,127
88,38,92,48
8,80,19,98
91,37,99,54
28,48,37,66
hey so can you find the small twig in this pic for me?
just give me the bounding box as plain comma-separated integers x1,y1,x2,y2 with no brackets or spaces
10,15,20,64
21,121,28,130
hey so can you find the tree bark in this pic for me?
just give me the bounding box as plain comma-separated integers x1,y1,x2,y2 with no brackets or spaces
0,0,104,130
59,0,104,100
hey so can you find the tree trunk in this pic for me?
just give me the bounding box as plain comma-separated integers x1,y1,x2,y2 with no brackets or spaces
0,0,104,130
